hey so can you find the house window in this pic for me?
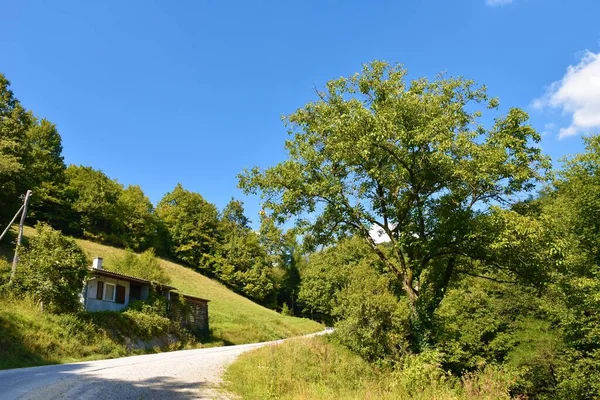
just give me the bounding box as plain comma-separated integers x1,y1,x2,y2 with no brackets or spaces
104,283,116,302
115,285,126,304
96,281,104,300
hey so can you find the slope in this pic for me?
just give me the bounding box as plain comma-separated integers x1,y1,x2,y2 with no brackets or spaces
74,233,322,345
0,226,322,357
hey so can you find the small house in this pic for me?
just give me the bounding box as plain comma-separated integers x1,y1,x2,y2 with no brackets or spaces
82,257,210,333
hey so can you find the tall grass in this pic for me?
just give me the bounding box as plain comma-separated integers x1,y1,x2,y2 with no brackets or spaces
224,336,514,400
0,297,125,369
0,296,201,369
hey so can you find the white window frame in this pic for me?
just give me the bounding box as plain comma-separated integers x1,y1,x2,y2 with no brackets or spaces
104,282,116,302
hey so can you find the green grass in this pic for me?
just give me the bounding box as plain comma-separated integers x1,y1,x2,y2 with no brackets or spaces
0,298,128,369
223,336,514,400
0,296,205,369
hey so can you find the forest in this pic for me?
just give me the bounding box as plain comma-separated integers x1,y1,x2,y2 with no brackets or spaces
0,70,301,311
2,60,600,398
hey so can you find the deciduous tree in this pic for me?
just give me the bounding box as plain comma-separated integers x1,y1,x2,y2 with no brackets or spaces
64,165,123,242
117,185,161,251
215,199,276,303
240,61,549,344
0,73,34,220
156,184,220,269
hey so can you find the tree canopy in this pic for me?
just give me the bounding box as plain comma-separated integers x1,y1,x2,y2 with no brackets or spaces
240,61,550,341
156,184,220,269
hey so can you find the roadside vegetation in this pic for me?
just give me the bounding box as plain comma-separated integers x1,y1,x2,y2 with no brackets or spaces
224,336,515,400
226,62,600,399
0,296,195,370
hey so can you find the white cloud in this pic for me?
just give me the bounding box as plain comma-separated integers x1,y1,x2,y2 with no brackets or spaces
533,51,600,139
541,122,556,137
369,222,404,244
485,0,514,7
369,224,391,244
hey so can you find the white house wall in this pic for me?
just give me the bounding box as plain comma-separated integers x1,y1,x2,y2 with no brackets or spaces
85,276,131,312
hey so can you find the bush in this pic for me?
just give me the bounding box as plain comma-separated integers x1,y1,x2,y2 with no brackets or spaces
127,288,170,317
505,318,563,398
539,276,600,399
333,263,411,362
298,237,380,324
432,278,541,374
389,350,453,394
11,223,88,313
280,303,293,316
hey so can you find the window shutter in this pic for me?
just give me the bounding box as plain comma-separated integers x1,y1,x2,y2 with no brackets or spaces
96,281,104,300
116,285,126,304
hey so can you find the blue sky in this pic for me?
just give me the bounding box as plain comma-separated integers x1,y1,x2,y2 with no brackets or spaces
2,0,600,226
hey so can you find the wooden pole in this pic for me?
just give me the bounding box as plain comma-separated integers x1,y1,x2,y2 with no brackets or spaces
11,190,32,280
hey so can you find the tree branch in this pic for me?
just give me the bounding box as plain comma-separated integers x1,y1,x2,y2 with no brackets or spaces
455,269,518,284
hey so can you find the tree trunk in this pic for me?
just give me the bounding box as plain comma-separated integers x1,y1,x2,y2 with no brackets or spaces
403,275,418,307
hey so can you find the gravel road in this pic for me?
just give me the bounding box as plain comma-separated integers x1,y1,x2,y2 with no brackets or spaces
0,330,331,400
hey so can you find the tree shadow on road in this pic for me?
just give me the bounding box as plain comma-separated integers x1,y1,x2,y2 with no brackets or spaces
22,374,225,400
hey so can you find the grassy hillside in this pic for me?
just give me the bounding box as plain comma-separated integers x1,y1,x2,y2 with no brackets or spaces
0,297,194,369
0,226,322,369
4,226,322,345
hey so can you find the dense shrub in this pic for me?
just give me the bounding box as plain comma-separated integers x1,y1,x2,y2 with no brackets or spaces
432,278,541,373
432,277,565,398
333,263,411,362
11,223,88,312
298,237,381,324
538,275,600,399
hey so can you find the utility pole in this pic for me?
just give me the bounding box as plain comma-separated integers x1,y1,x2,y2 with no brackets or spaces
11,190,32,281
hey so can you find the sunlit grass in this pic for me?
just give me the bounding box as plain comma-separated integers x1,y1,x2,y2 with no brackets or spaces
224,336,513,400
0,297,128,369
